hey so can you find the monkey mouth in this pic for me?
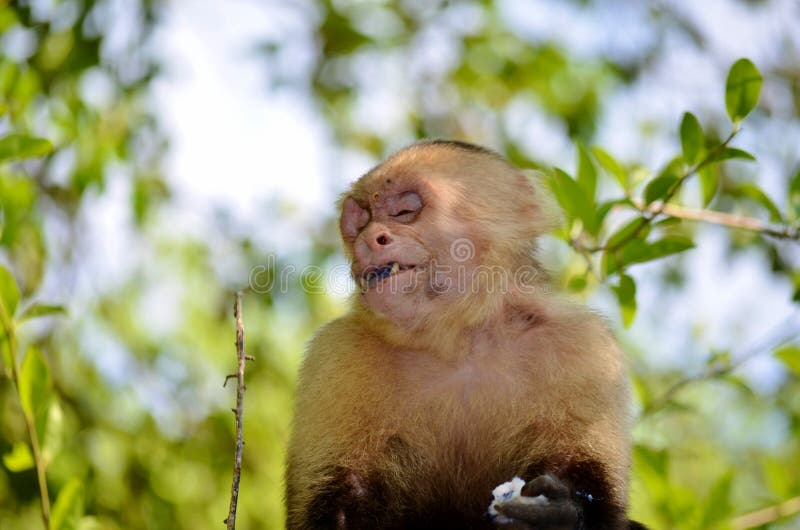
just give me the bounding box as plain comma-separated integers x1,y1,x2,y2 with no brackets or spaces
360,261,417,290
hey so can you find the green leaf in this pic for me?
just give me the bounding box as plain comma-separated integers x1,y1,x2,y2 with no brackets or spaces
1,337,11,372
548,168,598,234
602,250,620,276
700,472,733,528
775,345,800,376
19,347,51,446
576,144,597,201
633,444,670,484
626,236,694,265
606,217,649,250
591,146,627,190
612,274,637,327
0,134,54,162
652,216,681,229
0,265,20,319
679,112,704,165
19,303,67,323
712,147,756,163
594,199,632,232
762,455,793,498
735,183,782,222
2,441,34,472
725,58,762,122
789,167,800,221
643,174,679,205
566,275,587,293
50,478,84,530
698,165,720,206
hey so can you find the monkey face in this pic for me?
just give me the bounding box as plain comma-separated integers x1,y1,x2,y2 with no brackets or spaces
338,141,551,328
339,172,483,324
340,186,434,323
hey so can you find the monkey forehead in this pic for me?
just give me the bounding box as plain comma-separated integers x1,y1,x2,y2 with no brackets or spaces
350,143,514,204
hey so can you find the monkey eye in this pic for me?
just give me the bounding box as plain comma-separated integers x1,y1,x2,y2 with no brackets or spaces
389,191,422,220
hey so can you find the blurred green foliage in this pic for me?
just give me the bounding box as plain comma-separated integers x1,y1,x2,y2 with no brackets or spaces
0,1,798,530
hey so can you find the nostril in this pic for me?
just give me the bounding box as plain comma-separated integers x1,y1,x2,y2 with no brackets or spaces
376,234,390,246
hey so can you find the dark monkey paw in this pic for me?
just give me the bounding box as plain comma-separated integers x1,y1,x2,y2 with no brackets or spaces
491,474,579,530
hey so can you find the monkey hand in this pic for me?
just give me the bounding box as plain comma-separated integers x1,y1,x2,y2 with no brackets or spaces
491,474,579,530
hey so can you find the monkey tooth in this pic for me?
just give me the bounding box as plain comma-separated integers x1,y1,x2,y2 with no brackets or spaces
361,261,416,289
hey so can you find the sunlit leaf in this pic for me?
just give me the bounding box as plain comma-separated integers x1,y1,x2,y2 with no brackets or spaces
19,303,67,323
19,347,51,445
0,265,20,319
679,112,703,166
2,442,34,472
700,472,733,528
652,216,681,229
725,58,762,122
775,345,800,376
710,147,756,164
50,478,84,530
606,217,649,250
698,165,720,206
612,274,637,327
609,236,695,274
591,146,627,190
602,250,619,277
790,167,800,221
594,199,632,231
566,275,587,293
735,183,782,222
548,168,598,234
576,144,597,201
633,444,669,483
0,134,53,162
643,174,679,205
762,455,793,498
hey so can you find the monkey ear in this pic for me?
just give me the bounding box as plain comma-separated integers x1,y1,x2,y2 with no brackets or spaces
340,196,370,240
521,169,564,235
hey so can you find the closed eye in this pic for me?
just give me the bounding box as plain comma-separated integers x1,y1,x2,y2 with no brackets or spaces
392,209,415,217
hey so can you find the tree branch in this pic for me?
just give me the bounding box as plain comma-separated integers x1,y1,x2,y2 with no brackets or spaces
224,291,252,529
640,315,800,418
0,298,51,529
632,199,800,240
731,496,800,529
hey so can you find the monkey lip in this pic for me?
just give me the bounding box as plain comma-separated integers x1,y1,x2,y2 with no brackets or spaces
360,261,418,289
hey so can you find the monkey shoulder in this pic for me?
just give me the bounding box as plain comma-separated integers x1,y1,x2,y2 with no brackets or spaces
297,313,395,402
505,298,628,399
511,297,621,358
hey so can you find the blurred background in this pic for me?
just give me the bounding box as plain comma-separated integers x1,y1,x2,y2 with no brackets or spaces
0,0,799,528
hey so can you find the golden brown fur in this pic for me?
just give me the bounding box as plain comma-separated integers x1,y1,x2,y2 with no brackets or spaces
286,140,634,529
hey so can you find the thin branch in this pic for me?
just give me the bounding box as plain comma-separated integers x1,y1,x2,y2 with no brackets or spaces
602,129,740,255
731,496,800,529
632,199,800,241
224,291,251,530
0,299,51,528
640,315,800,418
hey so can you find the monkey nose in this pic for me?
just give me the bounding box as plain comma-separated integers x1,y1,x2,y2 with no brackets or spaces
374,233,392,247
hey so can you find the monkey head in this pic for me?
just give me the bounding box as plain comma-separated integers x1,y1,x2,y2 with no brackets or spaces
339,140,555,332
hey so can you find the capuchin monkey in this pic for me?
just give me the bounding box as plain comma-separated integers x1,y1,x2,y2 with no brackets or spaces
286,140,647,530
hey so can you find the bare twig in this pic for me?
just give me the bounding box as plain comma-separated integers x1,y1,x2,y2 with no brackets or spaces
224,291,252,529
640,315,800,418
0,298,51,528
632,199,800,241
731,496,800,529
